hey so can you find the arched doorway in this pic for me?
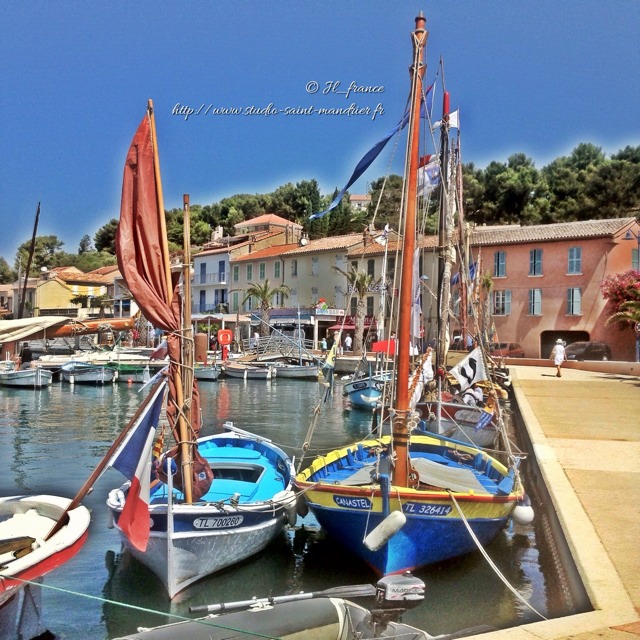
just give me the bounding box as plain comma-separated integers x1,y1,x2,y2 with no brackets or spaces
540,330,589,358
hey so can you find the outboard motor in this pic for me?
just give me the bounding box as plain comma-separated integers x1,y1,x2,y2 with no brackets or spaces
370,572,425,628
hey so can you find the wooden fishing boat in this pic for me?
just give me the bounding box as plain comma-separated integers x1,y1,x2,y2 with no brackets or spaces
107,421,296,598
343,370,392,408
221,361,276,380
294,13,529,577
0,365,53,389
0,495,90,608
104,103,295,598
60,361,117,385
193,362,221,381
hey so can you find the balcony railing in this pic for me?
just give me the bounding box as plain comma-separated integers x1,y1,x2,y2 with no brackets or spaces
194,272,227,285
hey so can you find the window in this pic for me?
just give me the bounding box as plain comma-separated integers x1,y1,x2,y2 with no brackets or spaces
529,249,543,276
633,246,639,271
311,287,318,303
350,297,357,316
366,296,374,317
367,259,375,278
274,261,281,279
199,263,207,284
567,287,582,315
311,256,319,276
568,247,582,274
528,288,542,315
291,260,298,277
231,291,239,312
233,265,239,283
259,262,266,280
492,290,512,315
494,251,506,277
246,264,253,281
351,260,358,271
386,256,395,280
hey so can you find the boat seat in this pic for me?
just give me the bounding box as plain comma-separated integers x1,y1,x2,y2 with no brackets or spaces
0,535,35,562
410,457,491,494
340,458,392,486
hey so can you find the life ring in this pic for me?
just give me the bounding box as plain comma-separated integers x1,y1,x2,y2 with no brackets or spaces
217,329,233,346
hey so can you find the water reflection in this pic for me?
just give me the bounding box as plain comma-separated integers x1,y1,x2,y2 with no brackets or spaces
0,377,580,639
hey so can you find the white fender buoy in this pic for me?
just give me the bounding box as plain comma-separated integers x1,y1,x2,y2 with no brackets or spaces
364,511,406,551
512,494,535,525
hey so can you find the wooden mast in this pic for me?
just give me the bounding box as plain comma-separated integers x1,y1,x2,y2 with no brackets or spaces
18,202,40,319
393,12,427,487
181,194,195,498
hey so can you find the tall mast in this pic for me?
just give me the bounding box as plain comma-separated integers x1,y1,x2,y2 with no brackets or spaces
436,91,451,372
393,12,427,488
18,202,40,319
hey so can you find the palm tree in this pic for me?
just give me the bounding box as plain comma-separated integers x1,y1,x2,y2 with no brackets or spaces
605,300,640,362
333,265,377,355
241,280,290,338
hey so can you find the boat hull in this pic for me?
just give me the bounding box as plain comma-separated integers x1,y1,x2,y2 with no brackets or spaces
106,431,296,598
0,495,90,607
109,596,432,640
295,433,521,576
343,374,390,408
0,368,53,389
193,365,221,381
222,363,276,379
60,365,117,385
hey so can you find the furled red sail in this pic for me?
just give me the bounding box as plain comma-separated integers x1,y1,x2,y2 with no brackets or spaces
116,111,212,501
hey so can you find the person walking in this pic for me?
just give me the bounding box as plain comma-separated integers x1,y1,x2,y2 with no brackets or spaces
550,338,567,377
320,336,328,356
344,334,352,352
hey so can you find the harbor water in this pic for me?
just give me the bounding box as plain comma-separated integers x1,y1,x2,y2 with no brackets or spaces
0,376,581,638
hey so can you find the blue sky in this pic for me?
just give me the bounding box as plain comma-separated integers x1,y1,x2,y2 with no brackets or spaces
1,1,638,264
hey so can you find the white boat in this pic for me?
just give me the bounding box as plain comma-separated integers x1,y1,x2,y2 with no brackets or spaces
0,495,90,608
0,365,53,389
60,361,117,385
193,363,221,381
107,420,296,598
270,361,320,379
104,104,296,598
222,361,276,380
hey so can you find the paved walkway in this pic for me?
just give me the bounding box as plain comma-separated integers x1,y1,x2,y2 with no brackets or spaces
469,364,640,640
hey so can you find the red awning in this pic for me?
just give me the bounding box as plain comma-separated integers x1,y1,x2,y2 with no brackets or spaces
328,324,355,331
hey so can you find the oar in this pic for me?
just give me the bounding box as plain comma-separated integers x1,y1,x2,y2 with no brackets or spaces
189,584,377,614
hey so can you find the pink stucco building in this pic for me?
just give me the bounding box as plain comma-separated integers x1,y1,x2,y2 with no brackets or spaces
467,217,639,360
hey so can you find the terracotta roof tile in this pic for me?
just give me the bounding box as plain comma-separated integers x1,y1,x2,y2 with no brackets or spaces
284,234,364,255
232,243,301,262
470,217,636,245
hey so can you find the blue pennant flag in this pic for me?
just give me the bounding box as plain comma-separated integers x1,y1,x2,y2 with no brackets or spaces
310,81,435,220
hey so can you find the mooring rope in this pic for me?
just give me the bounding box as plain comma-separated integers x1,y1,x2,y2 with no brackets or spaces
1,575,281,639
448,491,547,621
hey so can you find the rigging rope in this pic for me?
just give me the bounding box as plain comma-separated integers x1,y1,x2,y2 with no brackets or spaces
448,492,547,621
2,576,281,639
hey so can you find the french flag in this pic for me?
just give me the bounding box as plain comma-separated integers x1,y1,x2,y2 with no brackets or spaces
109,380,167,551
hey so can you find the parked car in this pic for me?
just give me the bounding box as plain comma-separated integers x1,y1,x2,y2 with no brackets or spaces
564,341,611,361
489,342,525,358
